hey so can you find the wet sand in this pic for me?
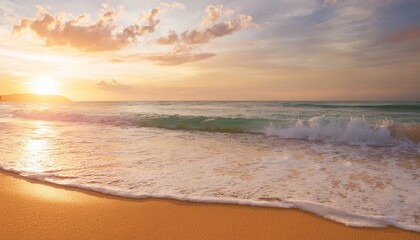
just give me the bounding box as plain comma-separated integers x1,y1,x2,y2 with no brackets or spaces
0,170,418,240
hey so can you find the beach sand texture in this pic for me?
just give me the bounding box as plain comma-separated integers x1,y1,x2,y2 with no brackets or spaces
1,170,418,240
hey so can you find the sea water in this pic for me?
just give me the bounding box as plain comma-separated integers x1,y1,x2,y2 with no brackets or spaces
0,101,419,231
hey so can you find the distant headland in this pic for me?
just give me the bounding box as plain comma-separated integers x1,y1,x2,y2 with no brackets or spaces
0,94,72,103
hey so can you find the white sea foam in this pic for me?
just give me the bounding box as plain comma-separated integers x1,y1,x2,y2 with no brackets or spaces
2,162,416,231
264,116,400,146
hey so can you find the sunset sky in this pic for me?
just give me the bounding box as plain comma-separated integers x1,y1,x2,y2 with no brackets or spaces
0,0,419,101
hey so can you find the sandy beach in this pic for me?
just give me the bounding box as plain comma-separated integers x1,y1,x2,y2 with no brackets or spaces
0,170,418,240
2,0,420,238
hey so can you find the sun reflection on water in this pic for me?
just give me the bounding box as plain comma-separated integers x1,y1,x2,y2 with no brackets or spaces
17,121,56,173
15,120,84,202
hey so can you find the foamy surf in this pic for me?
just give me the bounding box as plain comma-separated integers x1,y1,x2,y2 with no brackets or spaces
1,163,419,232
265,116,402,145
1,101,419,232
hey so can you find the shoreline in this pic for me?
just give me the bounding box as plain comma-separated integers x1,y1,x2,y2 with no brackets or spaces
1,169,419,240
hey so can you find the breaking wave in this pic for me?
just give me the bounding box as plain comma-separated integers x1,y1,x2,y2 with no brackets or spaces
12,109,419,146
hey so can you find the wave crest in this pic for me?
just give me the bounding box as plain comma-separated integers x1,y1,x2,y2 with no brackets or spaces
265,116,397,145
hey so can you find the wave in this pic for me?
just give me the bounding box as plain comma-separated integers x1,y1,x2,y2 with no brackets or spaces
265,116,399,146
12,109,419,146
284,102,420,112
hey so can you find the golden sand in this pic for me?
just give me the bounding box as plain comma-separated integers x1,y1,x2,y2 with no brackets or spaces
0,170,418,240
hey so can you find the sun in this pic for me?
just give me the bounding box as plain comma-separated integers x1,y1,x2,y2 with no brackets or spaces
29,77,59,95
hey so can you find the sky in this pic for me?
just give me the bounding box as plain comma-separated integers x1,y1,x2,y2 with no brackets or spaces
0,0,419,101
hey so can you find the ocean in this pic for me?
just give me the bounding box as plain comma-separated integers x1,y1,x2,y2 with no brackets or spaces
0,101,419,231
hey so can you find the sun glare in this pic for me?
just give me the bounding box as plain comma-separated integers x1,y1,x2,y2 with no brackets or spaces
29,77,59,95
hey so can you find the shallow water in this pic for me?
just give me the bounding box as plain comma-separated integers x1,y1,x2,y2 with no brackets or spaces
0,101,419,231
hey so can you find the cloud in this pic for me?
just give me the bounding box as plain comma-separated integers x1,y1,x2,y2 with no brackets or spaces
146,45,216,65
157,5,258,45
11,3,256,65
384,26,420,44
296,0,420,68
160,2,185,10
110,45,216,66
314,0,380,55
153,5,257,65
183,14,257,44
156,30,179,45
152,5,257,65
202,5,226,25
96,79,135,91
12,4,162,52
146,52,215,66
323,0,337,7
